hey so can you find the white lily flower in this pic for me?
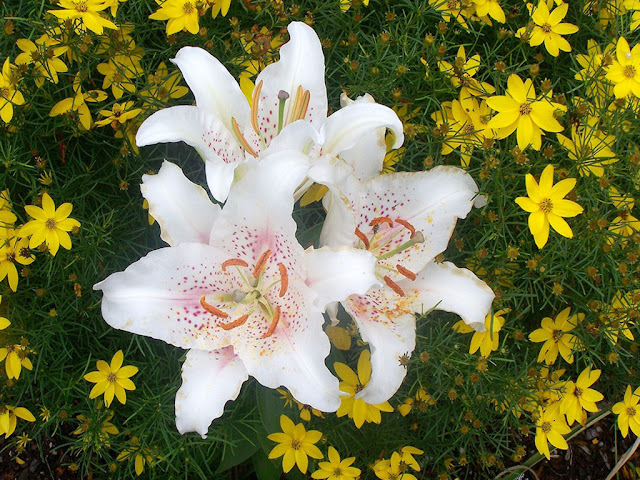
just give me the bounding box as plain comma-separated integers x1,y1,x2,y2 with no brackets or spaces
135,21,403,202
315,165,495,405
94,153,378,437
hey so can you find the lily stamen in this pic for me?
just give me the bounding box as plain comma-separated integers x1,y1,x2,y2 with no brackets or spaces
253,249,272,278
261,305,281,338
396,264,417,281
250,80,265,142
219,313,249,331
369,216,394,228
383,275,405,297
231,117,259,157
354,227,370,249
222,258,249,271
278,263,289,297
377,233,425,261
200,297,229,318
277,90,289,134
395,218,416,236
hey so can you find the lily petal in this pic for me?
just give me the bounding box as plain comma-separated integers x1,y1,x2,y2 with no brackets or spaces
171,46,250,134
141,161,221,246
175,347,248,438
351,261,494,404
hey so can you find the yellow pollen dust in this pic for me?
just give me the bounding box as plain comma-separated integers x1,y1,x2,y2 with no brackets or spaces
541,23,552,33
1,87,10,98
290,439,301,450
624,65,637,78
183,2,195,13
539,198,553,213
627,407,637,417
541,421,552,433
45,218,57,230
446,0,457,8
107,372,117,383
74,1,88,12
519,102,532,115
333,468,342,476
551,329,563,342
573,387,583,398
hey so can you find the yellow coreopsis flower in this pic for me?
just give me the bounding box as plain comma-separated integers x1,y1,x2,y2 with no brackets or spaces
560,367,603,426
267,414,323,473
0,405,35,439
556,125,618,177
603,290,638,344
454,308,510,357
49,0,118,35
140,62,189,110
517,1,578,56
49,76,108,130
0,344,33,379
149,0,202,35
374,452,419,480
96,101,141,127
96,54,143,99
605,37,640,98
73,412,119,449
574,40,615,105
311,446,361,480
83,350,138,407
469,0,505,22
529,307,583,365
486,74,566,150
0,58,25,124
15,34,68,87
0,231,35,292
334,350,394,428
608,187,640,243
117,437,157,475
438,46,496,98
397,388,435,416
18,193,80,256
515,164,583,248
534,403,571,460
613,385,640,437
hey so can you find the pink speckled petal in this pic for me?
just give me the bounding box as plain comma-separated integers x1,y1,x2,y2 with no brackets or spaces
141,161,221,247
94,243,235,351
320,165,479,280
175,347,248,438
136,106,244,202
349,261,494,404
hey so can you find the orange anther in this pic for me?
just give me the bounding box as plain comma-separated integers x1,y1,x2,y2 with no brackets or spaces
354,227,370,249
383,275,405,297
252,249,272,278
396,264,417,281
222,258,249,271
219,314,249,331
260,305,281,338
395,218,416,236
200,297,229,318
278,263,288,297
370,216,394,228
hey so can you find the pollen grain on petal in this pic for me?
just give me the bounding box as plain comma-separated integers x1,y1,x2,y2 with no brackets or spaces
354,227,370,249
219,314,249,331
383,275,405,297
222,258,249,271
253,249,272,278
260,305,281,338
396,264,417,281
278,263,288,297
200,297,229,318
395,218,416,236
370,216,394,228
